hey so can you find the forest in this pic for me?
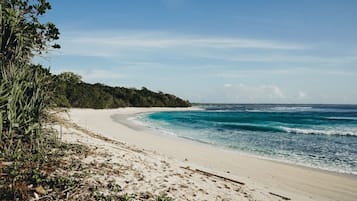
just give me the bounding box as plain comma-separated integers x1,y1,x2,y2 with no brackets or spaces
53,72,191,108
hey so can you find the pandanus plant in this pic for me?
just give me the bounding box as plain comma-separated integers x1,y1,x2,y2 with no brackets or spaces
0,0,57,159
0,1,60,199
0,66,53,158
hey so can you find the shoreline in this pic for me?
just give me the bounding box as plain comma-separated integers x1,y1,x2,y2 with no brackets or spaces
67,107,357,201
129,112,357,179
121,109,356,177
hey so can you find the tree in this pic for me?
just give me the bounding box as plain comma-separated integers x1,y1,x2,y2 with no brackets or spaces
56,72,82,84
0,0,60,67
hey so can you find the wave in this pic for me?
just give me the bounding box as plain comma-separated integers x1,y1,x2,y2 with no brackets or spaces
203,105,316,112
220,123,283,133
271,106,313,111
216,122,357,136
245,106,314,113
279,127,357,136
325,116,357,121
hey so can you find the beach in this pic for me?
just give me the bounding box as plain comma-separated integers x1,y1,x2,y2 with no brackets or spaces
58,107,357,201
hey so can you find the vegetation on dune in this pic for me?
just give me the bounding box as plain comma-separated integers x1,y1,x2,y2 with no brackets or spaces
0,0,182,200
53,72,192,108
0,0,65,199
0,0,58,160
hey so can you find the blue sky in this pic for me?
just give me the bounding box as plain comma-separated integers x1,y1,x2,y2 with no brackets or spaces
37,0,357,104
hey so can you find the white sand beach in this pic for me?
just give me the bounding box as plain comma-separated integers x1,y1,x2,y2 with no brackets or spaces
57,107,357,201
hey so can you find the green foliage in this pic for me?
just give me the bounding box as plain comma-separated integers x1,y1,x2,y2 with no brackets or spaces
0,138,87,200
0,1,62,200
53,72,192,108
91,192,133,201
0,0,58,153
0,0,60,66
119,193,133,201
156,193,174,201
0,65,52,157
56,71,82,84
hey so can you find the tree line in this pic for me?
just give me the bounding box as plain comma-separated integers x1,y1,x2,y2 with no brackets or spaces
53,72,192,108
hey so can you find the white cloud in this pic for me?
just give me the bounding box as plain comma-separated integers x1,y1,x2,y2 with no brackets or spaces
297,91,307,99
58,31,306,57
53,69,126,82
214,68,357,78
56,31,357,67
224,83,232,88
197,53,357,64
218,83,286,103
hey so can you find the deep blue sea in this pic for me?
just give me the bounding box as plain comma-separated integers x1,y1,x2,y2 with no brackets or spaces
135,104,357,175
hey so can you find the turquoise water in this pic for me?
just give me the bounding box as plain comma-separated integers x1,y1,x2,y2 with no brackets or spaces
136,104,357,175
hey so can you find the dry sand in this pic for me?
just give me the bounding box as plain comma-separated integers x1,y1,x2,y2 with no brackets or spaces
59,107,357,201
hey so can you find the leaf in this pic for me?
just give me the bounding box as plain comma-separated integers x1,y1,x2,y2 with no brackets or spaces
35,185,46,195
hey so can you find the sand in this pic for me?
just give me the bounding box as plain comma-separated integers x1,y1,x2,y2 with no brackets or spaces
58,107,357,201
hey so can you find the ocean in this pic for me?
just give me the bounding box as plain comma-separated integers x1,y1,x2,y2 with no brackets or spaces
135,104,357,175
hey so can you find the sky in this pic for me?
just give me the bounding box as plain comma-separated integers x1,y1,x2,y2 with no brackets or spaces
36,0,357,104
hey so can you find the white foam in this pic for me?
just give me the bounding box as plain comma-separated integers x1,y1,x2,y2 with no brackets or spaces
128,114,179,137
245,106,314,113
280,126,357,136
326,116,357,121
127,115,149,127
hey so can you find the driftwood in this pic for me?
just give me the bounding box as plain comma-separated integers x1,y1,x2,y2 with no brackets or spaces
181,166,292,200
269,192,291,200
181,166,245,185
